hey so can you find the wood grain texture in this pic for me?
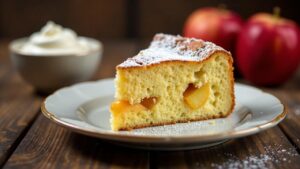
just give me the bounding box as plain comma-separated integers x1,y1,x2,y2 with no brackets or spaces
0,41,42,166
150,127,300,169
0,0,128,39
279,91,300,149
264,77,300,150
3,41,150,169
4,115,149,169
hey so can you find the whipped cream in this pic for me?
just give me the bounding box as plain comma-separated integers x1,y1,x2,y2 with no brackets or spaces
20,21,93,55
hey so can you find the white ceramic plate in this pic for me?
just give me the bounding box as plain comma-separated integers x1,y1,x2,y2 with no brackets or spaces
41,78,286,150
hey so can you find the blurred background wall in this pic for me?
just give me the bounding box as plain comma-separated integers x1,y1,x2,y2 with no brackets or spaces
0,0,299,39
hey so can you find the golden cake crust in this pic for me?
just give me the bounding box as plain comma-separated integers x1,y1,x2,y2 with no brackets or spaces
117,33,230,69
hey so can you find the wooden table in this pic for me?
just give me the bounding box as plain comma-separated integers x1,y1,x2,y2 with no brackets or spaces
0,40,300,169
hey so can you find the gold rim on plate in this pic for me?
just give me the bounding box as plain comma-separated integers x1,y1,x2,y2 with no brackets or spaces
41,98,287,144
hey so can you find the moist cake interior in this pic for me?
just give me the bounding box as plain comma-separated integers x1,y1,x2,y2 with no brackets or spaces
110,34,235,131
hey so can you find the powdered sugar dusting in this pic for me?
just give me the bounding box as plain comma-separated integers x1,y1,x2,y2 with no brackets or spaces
120,118,234,136
210,144,299,169
293,105,300,116
118,33,229,68
117,104,249,136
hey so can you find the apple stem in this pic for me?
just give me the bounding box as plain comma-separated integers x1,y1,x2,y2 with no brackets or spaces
273,6,280,19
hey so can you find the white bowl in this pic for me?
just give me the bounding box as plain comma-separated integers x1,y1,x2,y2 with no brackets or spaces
10,37,103,93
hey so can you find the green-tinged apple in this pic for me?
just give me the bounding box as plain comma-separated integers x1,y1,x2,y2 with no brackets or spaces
183,7,243,54
236,8,300,85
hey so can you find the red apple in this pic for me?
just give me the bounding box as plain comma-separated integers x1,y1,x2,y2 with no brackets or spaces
236,9,300,85
183,7,243,53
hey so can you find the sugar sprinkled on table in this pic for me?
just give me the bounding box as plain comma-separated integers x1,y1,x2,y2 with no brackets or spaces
210,144,299,169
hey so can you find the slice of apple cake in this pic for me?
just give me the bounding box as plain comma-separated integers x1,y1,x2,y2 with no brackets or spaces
110,33,235,131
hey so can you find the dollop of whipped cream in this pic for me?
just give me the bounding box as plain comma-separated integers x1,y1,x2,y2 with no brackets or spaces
21,21,92,55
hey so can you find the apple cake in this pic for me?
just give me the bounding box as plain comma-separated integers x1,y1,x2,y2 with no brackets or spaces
110,33,235,131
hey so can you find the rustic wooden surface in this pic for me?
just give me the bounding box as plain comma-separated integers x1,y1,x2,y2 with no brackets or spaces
0,40,300,169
